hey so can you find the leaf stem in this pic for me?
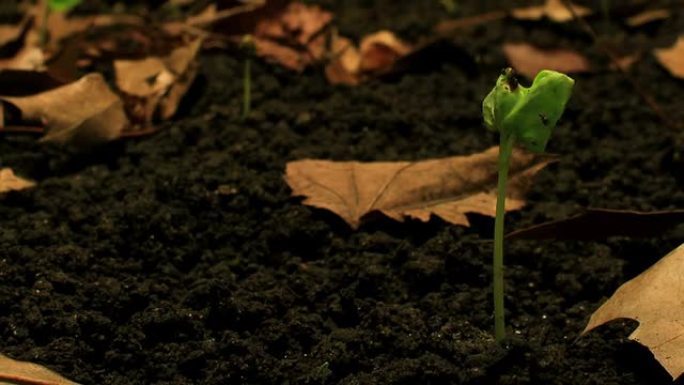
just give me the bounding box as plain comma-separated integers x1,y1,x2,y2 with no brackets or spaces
494,132,514,342
242,56,251,120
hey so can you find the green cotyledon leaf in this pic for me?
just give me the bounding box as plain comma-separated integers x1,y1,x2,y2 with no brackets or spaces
48,0,82,12
482,68,574,152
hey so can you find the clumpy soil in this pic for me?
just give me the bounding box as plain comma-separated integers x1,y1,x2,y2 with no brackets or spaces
2,1,684,384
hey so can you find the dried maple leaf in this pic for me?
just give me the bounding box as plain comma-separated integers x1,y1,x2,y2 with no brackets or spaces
511,0,591,23
0,352,79,384
114,38,202,122
1,73,128,146
583,243,684,379
654,36,684,79
0,168,35,193
503,42,590,78
285,146,553,229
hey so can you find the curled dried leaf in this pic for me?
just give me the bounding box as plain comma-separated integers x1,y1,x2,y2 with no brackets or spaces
583,243,684,379
1,73,128,146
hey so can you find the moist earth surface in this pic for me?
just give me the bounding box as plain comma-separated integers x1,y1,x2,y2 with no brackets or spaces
1,1,684,384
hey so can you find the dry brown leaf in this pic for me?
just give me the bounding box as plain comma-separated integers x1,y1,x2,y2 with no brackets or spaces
285,146,552,229
511,0,591,22
255,2,330,47
114,38,202,122
0,352,79,384
0,16,31,49
583,243,684,379
0,45,44,70
38,9,143,50
325,30,412,85
625,8,670,27
324,34,361,85
359,30,412,74
0,15,44,70
158,38,202,119
0,168,35,193
1,73,128,146
248,1,331,71
503,42,590,78
654,36,684,79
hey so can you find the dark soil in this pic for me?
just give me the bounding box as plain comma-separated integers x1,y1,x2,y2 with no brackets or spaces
2,1,684,384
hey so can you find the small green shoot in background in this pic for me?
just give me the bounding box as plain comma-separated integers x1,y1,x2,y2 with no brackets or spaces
42,0,82,46
439,0,459,15
482,68,574,342
240,34,255,121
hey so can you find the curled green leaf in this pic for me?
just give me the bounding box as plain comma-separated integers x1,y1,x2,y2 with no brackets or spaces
482,68,574,152
48,0,82,12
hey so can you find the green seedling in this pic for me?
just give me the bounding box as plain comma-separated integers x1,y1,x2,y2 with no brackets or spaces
240,35,255,121
482,68,574,342
42,0,82,47
439,0,459,15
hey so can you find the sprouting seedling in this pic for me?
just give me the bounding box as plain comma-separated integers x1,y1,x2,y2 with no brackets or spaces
482,68,574,342
41,0,82,47
240,34,255,121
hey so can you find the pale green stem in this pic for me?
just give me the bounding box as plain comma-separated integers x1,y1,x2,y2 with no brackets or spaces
494,132,514,342
601,0,609,22
242,57,251,120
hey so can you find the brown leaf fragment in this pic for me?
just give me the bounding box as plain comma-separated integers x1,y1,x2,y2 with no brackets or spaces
511,0,592,23
159,44,200,119
0,352,79,384
325,30,412,85
248,1,332,70
324,35,361,85
114,38,202,122
503,42,591,78
359,30,412,74
0,16,31,49
583,243,684,379
625,9,670,27
610,53,640,71
654,36,684,79
0,168,35,193
1,73,128,146
506,208,684,240
285,146,553,229
255,2,331,47
0,16,44,71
